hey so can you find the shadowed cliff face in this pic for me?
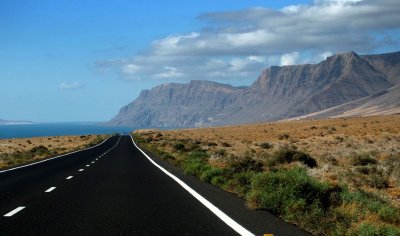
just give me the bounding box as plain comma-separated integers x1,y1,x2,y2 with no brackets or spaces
108,51,400,128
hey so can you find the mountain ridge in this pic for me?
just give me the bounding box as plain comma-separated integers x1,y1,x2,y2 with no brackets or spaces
108,51,400,127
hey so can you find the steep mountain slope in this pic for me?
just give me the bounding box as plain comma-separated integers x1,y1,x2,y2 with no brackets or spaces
108,51,400,127
362,51,400,85
289,84,400,120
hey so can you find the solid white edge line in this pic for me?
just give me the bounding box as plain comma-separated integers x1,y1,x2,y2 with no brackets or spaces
4,206,25,217
45,187,56,193
66,176,73,179
130,135,255,236
0,136,114,174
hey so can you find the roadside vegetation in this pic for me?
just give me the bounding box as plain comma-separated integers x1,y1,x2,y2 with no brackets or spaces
133,116,400,235
0,134,109,169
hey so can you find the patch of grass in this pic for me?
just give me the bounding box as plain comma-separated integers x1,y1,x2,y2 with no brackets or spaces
352,223,400,236
341,189,400,223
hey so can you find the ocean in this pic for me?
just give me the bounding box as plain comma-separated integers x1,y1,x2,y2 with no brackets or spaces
0,123,136,139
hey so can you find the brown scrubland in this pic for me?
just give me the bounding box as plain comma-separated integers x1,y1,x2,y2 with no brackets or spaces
134,115,400,235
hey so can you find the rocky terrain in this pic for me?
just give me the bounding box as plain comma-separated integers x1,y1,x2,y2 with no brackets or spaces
109,51,400,127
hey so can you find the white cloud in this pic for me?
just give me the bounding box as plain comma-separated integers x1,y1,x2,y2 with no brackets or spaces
96,0,400,83
280,52,300,66
154,66,183,79
58,82,84,90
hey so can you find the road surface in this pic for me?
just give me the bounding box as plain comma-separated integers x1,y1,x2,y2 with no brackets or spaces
0,135,310,236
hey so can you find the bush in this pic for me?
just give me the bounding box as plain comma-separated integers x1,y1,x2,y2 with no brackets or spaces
214,149,226,157
173,143,185,151
278,133,290,140
182,151,210,177
211,175,228,187
260,142,273,149
207,142,218,147
221,142,231,147
229,157,263,173
200,167,225,183
351,153,377,166
226,172,255,197
269,147,317,168
247,168,341,214
30,145,49,156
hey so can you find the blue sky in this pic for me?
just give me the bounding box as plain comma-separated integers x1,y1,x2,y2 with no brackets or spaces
1,0,399,122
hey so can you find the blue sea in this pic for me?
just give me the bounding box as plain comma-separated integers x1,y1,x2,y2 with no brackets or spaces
0,122,137,139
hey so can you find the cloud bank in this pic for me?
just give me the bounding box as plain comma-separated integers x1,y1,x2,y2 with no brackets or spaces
97,0,400,83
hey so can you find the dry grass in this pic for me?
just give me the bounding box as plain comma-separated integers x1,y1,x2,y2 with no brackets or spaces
0,134,108,169
136,116,400,202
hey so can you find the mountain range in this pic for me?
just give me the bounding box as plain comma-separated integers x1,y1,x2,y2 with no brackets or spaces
108,51,400,128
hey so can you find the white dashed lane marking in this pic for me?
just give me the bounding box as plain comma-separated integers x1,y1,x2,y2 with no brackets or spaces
79,169,84,172
66,176,73,180
4,207,25,217
45,187,56,193
86,165,90,167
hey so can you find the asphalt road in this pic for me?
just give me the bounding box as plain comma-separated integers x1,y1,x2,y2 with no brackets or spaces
0,135,311,236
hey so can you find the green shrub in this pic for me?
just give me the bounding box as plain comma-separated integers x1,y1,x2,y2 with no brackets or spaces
229,157,263,173
182,151,210,177
221,142,231,147
207,142,218,147
248,168,341,214
30,145,49,156
269,147,317,168
173,143,185,151
214,149,226,157
210,176,227,187
260,142,273,149
278,133,290,140
351,153,377,166
200,167,225,183
226,172,255,197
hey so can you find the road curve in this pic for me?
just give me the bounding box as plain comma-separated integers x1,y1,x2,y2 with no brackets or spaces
0,135,311,236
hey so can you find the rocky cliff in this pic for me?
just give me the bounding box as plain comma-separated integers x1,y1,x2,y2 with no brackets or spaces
108,51,400,127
